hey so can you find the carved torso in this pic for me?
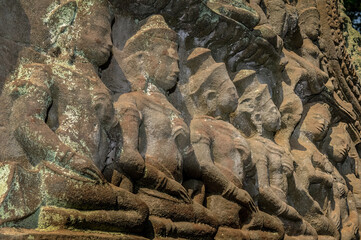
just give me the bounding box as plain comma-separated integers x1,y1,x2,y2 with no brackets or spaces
191,115,250,184
52,64,113,169
13,62,114,170
116,91,188,182
248,136,288,200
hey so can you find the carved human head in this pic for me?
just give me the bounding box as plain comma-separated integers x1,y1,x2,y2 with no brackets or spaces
322,123,352,164
298,7,320,41
230,70,281,137
120,15,179,91
44,0,112,66
188,48,238,118
300,102,332,141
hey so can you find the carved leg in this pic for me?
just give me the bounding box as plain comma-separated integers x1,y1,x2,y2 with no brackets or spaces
0,162,42,227
242,211,285,240
207,194,284,240
39,206,146,234
39,162,149,234
137,188,218,239
258,187,317,237
215,226,283,240
148,216,216,240
288,172,339,238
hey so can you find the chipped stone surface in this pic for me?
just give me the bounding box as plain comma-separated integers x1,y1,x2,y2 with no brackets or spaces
1,0,361,239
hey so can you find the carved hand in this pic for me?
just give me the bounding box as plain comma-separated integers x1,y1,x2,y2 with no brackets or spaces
280,205,302,221
282,152,294,177
335,182,346,197
239,35,281,70
234,188,258,213
68,154,106,183
330,210,341,230
162,177,192,204
141,163,192,204
312,151,333,173
117,149,145,180
323,174,334,188
282,161,294,177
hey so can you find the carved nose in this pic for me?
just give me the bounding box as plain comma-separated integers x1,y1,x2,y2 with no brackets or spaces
174,64,180,73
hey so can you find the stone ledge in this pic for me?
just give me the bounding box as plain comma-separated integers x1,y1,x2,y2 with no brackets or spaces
0,228,148,240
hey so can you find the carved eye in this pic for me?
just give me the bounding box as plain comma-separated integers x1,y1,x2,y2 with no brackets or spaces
94,102,102,112
93,93,110,112
240,98,252,104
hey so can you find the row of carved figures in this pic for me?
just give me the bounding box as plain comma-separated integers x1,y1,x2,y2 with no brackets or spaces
1,0,361,239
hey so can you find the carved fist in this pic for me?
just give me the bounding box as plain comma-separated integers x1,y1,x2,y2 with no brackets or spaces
117,149,145,180
282,160,294,177
164,177,192,204
330,211,341,231
239,32,282,71
282,152,295,177
235,188,258,213
68,154,105,183
312,151,333,173
281,205,302,221
323,174,334,188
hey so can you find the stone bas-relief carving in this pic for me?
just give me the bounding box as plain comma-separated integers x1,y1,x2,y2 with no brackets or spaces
2,0,361,239
113,16,218,239
188,48,285,239
231,71,317,237
321,122,360,239
290,102,341,238
1,0,149,236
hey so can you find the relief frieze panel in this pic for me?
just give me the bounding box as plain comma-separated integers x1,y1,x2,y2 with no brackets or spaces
1,0,361,239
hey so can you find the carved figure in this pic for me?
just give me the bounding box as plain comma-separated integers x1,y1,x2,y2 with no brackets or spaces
274,1,329,151
1,0,149,234
113,15,218,239
188,47,285,239
1,0,361,239
260,0,298,39
321,123,359,239
274,49,329,151
231,70,317,237
290,102,340,237
296,0,329,77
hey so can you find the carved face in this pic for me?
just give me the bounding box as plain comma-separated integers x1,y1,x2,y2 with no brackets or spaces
302,103,331,141
217,76,239,115
325,126,351,163
300,13,320,41
231,84,280,135
327,134,350,163
74,1,112,66
262,99,281,132
150,44,180,91
304,17,320,41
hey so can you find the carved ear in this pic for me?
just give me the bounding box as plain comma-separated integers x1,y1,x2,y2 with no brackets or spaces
119,51,148,76
203,90,216,113
254,113,261,122
205,90,216,101
231,111,256,137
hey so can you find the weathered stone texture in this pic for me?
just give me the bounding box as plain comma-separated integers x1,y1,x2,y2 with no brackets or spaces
1,0,361,239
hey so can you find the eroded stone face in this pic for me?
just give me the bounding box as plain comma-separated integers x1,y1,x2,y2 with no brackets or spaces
1,0,361,239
